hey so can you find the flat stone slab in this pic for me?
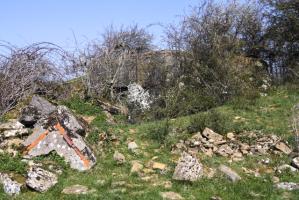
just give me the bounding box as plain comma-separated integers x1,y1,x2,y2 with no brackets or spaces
26,167,58,192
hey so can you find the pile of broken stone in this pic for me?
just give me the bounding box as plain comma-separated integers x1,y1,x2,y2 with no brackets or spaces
172,128,294,160
171,128,299,190
0,96,96,195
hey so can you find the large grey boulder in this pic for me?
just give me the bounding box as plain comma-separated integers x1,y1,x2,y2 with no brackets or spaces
26,167,58,192
22,97,96,171
172,152,203,181
19,96,56,127
23,123,96,171
0,173,21,195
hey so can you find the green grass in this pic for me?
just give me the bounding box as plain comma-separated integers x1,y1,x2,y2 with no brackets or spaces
1,85,299,199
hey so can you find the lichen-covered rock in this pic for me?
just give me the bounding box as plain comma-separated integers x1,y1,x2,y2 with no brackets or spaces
26,167,58,192
202,128,223,142
172,152,203,181
0,120,29,139
56,106,87,136
0,173,21,195
19,96,56,127
276,182,299,191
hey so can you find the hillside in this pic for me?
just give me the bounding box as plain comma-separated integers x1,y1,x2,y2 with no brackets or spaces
0,85,298,200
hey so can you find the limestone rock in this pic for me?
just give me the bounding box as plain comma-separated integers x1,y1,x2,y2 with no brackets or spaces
0,120,29,138
219,165,241,182
172,152,203,181
128,141,138,151
216,144,234,157
0,173,21,195
131,160,143,174
160,191,184,200
202,128,223,142
291,157,299,169
277,164,298,173
23,123,96,171
276,182,299,191
62,185,90,195
226,132,235,140
26,167,58,192
56,106,86,137
113,151,126,164
19,96,56,127
274,142,292,155
152,162,167,170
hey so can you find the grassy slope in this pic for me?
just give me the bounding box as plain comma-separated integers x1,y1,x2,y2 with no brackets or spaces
0,85,299,200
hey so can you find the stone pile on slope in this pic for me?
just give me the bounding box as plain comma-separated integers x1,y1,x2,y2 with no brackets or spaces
172,128,293,160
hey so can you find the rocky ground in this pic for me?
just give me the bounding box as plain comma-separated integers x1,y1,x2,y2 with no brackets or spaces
0,86,299,199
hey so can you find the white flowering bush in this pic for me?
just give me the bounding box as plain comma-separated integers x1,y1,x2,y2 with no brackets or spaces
127,83,152,110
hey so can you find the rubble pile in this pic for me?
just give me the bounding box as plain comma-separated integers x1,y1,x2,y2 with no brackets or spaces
172,128,292,160
0,96,97,195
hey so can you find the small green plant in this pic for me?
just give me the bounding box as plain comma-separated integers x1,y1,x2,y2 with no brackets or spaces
145,120,170,143
188,109,231,134
33,151,69,169
0,153,27,174
61,96,102,116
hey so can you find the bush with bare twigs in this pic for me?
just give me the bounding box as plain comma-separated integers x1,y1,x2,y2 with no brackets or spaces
0,42,71,117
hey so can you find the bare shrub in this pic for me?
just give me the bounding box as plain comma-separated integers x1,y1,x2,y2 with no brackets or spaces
0,42,70,116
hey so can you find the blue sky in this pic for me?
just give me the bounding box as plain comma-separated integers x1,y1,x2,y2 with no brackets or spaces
0,0,201,50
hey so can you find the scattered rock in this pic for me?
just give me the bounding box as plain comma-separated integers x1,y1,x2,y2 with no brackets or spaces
62,185,90,195
163,181,172,189
276,182,299,191
274,142,292,155
81,116,95,125
219,165,241,182
172,152,203,181
216,144,234,157
202,128,223,142
0,120,29,138
128,141,138,152
130,160,143,174
0,173,21,195
291,157,299,169
226,132,235,140
152,162,167,171
19,96,56,127
26,167,58,192
172,129,291,160
113,151,126,164
111,181,126,188
160,191,184,200
272,176,280,183
277,164,298,173
261,158,270,165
